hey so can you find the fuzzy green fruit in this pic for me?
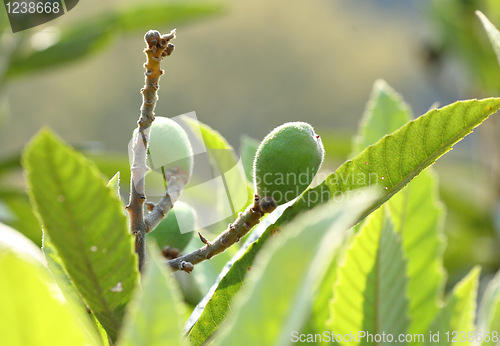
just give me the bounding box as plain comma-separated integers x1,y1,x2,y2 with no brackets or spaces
253,122,324,209
133,116,193,182
147,201,197,252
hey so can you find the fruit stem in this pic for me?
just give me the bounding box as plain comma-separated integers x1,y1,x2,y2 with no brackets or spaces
127,29,175,273
166,195,275,273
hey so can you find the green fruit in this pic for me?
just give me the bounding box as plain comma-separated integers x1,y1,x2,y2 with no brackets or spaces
147,201,197,252
133,116,193,181
253,122,324,208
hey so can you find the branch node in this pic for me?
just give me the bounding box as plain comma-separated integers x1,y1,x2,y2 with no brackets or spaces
145,202,155,212
198,232,212,246
180,261,194,273
259,196,277,214
163,43,175,57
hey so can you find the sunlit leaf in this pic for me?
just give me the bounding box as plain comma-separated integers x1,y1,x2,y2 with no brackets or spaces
477,11,500,69
0,221,44,264
477,269,500,346
118,246,186,346
313,79,418,333
23,130,139,342
389,170,446,336
107,172,120,197
0,251,90,345
0,190,42,246
351,79,413,157
352,80,447,337
43,238,105,346
329,207,410,346
425,267,480,346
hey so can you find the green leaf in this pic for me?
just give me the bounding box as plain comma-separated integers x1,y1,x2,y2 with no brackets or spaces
425,267,480,346
107,172,120,197
7,25,113,78
351,79,413,157
389,170,446,336
43,238,104,345
0,154,21,177
477,269,500,346
353,80,446,336
182,116,252,216
477,11,500,69
86,153,131,187
0,189,42,246
0,251,90,345
329,207,410,346
312,79,416,333
212,190,377,346
310,233,348,333
6,3,224,79
429,2,500,93
188,98,500,343
117,246,186,346
0,221,44,264
23,130,139,342
240,134,260,183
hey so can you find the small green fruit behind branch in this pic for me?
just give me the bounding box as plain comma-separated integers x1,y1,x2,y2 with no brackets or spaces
147,201,196,254
133,116,194,186
139,116,195,233
253,122,324,211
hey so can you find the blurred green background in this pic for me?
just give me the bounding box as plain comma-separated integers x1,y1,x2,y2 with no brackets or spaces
1,0,500,292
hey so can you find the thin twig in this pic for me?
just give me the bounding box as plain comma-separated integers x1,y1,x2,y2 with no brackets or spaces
166,195,276,273
127,29,176,272
144,167,187,232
